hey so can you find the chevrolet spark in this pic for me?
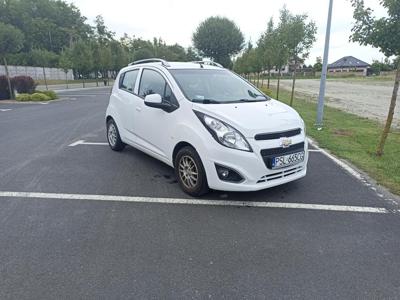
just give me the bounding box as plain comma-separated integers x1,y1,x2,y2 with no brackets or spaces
106,59,308,196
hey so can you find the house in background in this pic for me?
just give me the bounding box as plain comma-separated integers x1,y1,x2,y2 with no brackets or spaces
269,59,314,77
327,56,371,76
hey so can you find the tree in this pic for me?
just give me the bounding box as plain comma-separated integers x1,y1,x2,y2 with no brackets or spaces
350,0,400,156
70,40,93,87
31,48,59,90
186,47,201,61
270,25,289,100
94,15,114,44
193,16,244,68
371,58,395,75
110,40,128,77
253,47,264,87
258,18,276,88
58,49,73,88
0,22,24,99
278,7,317,106
314,56,323,72
0,0,92,54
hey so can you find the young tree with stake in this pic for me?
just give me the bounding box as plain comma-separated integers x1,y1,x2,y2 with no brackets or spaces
350,0,400,156
278,8,316,106
258,18,276,89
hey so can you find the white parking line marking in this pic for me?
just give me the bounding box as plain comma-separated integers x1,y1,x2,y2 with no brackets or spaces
0,191,397,214
80,142,108,145
68,140,108,146
0,109,12,112
70,140,323,152
68,140,85,147
307,137,363,180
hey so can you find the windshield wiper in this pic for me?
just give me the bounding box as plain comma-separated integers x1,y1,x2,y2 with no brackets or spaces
237,98,267,102
192,98,221,104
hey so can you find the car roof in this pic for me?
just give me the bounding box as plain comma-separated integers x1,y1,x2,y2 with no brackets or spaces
165,62,222,70
131,62,222,69
126,58,223,69
119,60,225,75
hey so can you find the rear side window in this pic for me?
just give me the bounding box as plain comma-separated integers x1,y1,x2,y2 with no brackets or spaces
119,69,139,92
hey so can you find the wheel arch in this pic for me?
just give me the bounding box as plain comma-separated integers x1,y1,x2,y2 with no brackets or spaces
172,141,196,166
106,115,113,123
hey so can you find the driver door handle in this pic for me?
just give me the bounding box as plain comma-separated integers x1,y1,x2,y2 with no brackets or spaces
136,107,142,112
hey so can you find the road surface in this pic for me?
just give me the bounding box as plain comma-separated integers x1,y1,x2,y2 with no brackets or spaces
0,88,399,299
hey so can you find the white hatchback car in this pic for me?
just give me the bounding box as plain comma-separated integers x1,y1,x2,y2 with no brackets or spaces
106,59,308,196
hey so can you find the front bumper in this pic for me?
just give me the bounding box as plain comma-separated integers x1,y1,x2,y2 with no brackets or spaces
201,135,308,192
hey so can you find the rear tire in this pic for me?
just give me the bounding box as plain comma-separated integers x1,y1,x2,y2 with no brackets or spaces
107,119,125,151
174,146,209,197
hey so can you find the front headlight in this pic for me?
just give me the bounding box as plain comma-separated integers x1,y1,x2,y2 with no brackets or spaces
194,111,252,152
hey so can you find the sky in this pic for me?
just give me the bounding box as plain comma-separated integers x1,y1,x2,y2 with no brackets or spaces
68,0,389,65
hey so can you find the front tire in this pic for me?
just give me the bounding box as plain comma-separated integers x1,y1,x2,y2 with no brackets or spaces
107,119,125,151
174,146,209,197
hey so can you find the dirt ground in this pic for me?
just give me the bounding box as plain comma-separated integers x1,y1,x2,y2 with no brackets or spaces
270,79,400,128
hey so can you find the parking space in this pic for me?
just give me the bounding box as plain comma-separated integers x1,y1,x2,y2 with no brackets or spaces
1,88,400,298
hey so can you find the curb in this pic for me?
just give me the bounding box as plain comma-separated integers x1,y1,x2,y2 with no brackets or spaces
55,86,112,93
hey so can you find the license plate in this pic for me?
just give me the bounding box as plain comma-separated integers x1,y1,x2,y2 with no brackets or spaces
272,151,305,169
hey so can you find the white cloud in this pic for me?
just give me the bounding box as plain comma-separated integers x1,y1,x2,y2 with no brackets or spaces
68,0,389,64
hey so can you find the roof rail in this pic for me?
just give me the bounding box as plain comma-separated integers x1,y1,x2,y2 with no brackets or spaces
128,58,170,67
191,60,223,68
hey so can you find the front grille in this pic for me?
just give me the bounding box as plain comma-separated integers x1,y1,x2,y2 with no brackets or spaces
255,128,301,140
260,142,305,169
257,166,303,183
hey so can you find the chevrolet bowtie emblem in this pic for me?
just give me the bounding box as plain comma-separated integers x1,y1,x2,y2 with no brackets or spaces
281,138,292,148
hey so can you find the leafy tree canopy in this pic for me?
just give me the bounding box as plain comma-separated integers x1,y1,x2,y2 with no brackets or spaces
192,16,244,67
0,21,24,55
0,0,91,53
350,0,400,57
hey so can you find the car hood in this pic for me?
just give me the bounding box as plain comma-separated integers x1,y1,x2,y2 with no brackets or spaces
192,100,303,138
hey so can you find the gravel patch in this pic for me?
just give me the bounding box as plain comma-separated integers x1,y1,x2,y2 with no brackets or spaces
270,79,400,128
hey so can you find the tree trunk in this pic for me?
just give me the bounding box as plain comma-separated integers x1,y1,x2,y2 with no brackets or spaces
376,59,400,156
3,57,14,100
42,66,48,90
82,76,85,88
267,70,271,89
65,72,68,89
290,67,297,107
276,69,281,100
257,72,260,87
261,71,264,88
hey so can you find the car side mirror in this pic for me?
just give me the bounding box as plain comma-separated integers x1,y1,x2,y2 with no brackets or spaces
144,93,162,105
144,93,173,112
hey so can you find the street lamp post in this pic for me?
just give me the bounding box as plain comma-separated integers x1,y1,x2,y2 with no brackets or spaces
316,0,334,129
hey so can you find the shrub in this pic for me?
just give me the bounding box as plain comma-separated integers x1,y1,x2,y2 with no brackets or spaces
16,91,57,102
30,93,51,101
36,90,58,99
0,75,13,100
12,76,37,94
16,93,32,101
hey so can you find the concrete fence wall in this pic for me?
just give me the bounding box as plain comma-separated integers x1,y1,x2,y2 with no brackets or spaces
0,65,74,81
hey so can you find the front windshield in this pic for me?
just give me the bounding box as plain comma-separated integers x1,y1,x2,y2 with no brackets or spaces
169,69,269,103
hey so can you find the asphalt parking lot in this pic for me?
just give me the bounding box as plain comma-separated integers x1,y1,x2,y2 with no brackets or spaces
1,87,400,299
